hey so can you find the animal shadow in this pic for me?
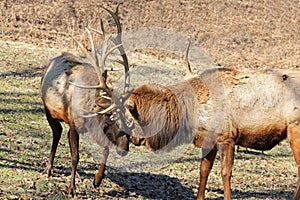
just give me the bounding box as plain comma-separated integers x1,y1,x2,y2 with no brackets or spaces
106,171,195,199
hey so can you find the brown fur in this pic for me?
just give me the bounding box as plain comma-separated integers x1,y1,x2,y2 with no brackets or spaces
41,53,129,196
127,67,300,199
128,80,202,151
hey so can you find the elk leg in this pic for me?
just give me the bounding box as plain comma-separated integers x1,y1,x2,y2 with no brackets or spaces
218,139,235,200
93,146,109,188
197,145,217,200
68,123,79,197
43,108,62,176
287,124,300,200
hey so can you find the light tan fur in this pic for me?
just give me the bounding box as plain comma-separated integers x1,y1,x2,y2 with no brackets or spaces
41,52,129,196
42,53,116,146
40,6,130,197
127,67,300,199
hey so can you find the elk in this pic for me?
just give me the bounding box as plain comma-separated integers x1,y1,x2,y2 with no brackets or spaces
126,43,300,199
41,6,130,196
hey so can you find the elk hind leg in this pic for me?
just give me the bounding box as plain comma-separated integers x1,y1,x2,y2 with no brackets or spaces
287,123,300,200
197,145,217,200
218,139,235,200
43,108,63,176
68,123,79,197
94,146,109,188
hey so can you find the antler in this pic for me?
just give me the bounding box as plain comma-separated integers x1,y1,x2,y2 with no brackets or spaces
79,103,116,118
101,5,130,96
72,5,131,119
100,5,133,132
185,38,193,76
70,32,115,95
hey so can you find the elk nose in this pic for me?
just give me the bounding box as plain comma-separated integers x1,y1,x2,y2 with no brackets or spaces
116,134,129,156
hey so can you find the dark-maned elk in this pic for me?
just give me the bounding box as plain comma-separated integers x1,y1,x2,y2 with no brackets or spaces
126,45,300,199
41,6,130,196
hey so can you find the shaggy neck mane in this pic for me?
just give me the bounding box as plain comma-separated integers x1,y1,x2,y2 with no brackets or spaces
131,83,195,151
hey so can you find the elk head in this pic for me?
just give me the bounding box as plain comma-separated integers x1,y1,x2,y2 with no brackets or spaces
70,5,132,156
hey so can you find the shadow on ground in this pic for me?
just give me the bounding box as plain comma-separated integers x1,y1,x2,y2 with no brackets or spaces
106,171,195,199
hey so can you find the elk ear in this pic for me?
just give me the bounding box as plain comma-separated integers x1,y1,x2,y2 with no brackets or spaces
126,100,139,120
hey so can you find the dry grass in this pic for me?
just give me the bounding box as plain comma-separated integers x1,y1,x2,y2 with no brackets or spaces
0,0,300,199
0,38,297,200
0,0,299,68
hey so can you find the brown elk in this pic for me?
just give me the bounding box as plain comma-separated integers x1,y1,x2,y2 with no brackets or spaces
126,45,300,199
41,6,130,196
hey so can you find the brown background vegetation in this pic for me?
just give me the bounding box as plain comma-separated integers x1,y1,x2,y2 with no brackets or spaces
1,0,299,69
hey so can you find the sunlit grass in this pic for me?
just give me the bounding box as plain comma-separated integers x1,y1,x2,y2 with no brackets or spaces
0,40,298,199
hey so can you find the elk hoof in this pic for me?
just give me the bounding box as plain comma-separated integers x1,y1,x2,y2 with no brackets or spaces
93,176,104,188
42,166,52,177
68,186,76,197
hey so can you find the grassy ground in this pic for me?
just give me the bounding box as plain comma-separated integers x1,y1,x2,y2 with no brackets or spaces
0,39,298,199
0,0,300,199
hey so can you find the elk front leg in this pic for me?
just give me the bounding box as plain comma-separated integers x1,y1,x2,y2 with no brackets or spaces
287,123,300,200
197,145,217,200
218,139,235,200
43,108,63,176
68,123,79,197
93,146,109,188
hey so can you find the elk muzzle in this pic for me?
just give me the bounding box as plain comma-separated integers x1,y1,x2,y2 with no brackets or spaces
115,131,129,156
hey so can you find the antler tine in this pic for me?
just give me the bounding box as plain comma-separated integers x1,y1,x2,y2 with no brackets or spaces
98,103,116,114
89,27,103,36
71,5,132,120
85,28,102,78
100,5,133,132
185,38,192,76
101,5,130,90
100,18,106,38
71,31,108,90
100,35,108,70
69,81,104,89
101,4,121,34
72,36,90,60
86,28,95,54
101,43,122,69
97,34,110,88
78,103,116,118
90,20,112,76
